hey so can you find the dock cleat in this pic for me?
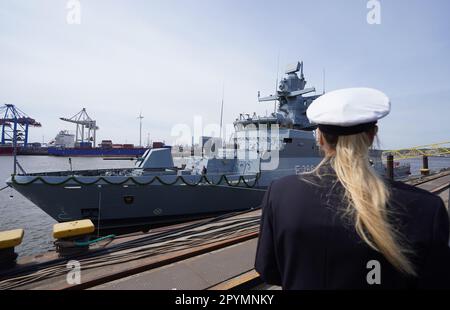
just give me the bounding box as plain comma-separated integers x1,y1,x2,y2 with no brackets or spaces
53,219,95,257
0,228,24,269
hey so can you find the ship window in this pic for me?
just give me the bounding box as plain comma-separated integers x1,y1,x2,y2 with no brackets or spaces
283,138,293,143
124,196,135,204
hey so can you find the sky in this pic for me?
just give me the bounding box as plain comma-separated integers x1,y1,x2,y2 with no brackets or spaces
0,0,449,149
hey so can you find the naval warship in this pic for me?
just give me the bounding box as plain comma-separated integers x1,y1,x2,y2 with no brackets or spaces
6,61,410,232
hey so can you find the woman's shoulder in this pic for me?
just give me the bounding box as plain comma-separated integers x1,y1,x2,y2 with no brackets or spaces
270,173,320,189
270,174,302,188
268,172,331,199
267,175,302,197
388,180,447,234
389,180,444,208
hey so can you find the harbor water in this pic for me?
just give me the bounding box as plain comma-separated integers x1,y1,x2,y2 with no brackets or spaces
1,155,449,256
0,156,136,256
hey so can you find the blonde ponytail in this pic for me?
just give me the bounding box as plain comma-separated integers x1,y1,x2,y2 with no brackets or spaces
316,130,416,276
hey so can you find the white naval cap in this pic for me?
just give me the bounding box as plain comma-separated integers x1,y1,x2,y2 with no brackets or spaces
307,87,390,135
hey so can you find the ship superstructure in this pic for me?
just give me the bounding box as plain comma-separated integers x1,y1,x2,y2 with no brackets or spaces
7,61,409,232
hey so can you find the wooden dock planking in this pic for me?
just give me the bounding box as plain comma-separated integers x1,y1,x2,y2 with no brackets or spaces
207,270,261,290
6,211,261,290
90,239,259,290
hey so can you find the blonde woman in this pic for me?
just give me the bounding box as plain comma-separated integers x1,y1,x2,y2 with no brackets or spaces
255,88,450,289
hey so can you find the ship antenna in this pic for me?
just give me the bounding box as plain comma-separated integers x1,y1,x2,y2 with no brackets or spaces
219,83,225,147
274,51,280,113
300,61,304,79
322,68,326,94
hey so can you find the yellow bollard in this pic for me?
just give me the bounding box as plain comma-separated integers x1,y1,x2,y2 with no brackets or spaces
53,219,95,257
0,229,24,268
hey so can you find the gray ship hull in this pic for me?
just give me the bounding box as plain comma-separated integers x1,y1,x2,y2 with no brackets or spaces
9,180,266,232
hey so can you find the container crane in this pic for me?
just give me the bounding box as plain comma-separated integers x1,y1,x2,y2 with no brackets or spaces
60,108,99,147
0,104,41,147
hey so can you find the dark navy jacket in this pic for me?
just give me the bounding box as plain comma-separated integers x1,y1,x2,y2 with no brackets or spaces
255,163,450,289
